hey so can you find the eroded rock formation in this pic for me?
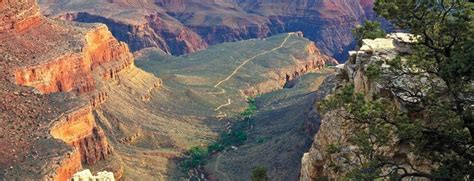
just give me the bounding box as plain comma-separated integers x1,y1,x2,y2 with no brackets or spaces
0,0,42,32
0,0,139,179
244,36,336,96
39,0,209,55
39,0,375,61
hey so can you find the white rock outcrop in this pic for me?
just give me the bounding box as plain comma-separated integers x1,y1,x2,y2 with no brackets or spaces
71,169,115,181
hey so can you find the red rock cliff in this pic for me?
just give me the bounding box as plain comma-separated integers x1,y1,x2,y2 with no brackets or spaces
14,24,133,94
1,0,131,180
0,0,42,32
50,106,112,165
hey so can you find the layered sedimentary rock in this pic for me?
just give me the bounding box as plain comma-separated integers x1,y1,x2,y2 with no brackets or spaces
300,34,434,180
39,0,208,55
50,106,112,165
0,0,138,179
2,1,343,180
0,0,42,32
12,22,133,94
39,0,375,61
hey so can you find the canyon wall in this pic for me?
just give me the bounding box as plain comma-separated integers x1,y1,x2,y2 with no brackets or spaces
39,0,375,61
13,24,133,94
0,0,141,179
0,0,42,32
39,0,209,55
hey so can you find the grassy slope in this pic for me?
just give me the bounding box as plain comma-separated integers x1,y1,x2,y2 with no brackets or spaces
95,33,333,180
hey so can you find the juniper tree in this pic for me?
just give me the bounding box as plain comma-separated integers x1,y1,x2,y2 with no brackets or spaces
321,0,473,179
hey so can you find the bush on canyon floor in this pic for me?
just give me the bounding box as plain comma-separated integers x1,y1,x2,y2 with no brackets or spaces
182,146,209,170
181,97,256,171
251,166,268,181
319,0,474,179
241,97,257,117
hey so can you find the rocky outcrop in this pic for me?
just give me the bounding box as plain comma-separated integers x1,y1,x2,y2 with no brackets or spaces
13,24,133,94
50,106,112,165
71,169,115,181
0,0,42,32
243,37,336,96
39,0,375,61
53,150,83,181
300,33,433,180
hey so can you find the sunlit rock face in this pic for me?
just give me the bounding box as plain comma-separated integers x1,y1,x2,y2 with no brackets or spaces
0,0,42,32
0,0,139,180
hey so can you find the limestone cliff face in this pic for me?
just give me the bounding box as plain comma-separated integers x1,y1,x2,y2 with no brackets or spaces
300,34,433,180
52,150,83,181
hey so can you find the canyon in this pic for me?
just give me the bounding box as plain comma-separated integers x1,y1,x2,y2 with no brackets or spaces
1,0,338,180
38,0,375,61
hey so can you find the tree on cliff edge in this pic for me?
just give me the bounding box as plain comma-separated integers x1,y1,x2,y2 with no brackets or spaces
322,0,473,179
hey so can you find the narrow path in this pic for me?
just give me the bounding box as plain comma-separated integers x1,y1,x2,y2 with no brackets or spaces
215,99,231,119
214,153,231,181
215,98,232,111
209,33,294,179
211,33,294,117
213,33,294,88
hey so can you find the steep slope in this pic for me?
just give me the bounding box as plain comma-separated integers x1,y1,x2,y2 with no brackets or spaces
0,0,144,179
39,0,375,61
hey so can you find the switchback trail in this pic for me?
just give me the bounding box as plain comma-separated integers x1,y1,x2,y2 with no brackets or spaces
211,33,294,118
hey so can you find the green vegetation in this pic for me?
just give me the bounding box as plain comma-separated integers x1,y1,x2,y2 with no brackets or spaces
320,0,473,179
181,98,257,171
352,20,386,46
241,97,257,117
181,146,209,170
251,166,268,181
